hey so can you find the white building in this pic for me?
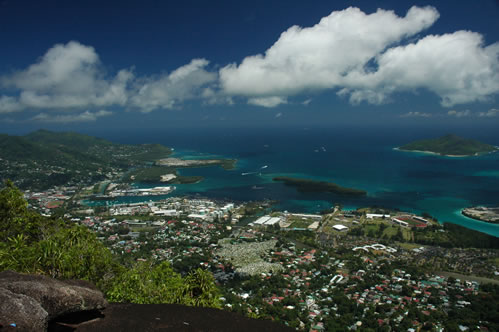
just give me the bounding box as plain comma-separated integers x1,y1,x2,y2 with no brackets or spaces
264,217,281,226
333,224,348,232
188,213,208,221
366,213,390,219
253,215,281,226
153,209,179,217
392,218,409,227
254,216,271,225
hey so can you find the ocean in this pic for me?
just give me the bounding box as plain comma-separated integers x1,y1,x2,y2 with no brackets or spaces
92,125,499,237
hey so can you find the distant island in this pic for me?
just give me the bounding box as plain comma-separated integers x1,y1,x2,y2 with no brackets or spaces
273,176,367,196
398,134,498,157
462,206,499,224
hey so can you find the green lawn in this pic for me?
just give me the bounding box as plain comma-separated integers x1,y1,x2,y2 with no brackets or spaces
289,220,312,228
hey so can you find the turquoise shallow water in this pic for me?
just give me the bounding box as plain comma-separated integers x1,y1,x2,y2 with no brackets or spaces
92,126,499,237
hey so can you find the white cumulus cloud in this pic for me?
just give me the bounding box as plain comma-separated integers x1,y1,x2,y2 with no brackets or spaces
0,96,23,113
1,41,133,112
248,96,287,108
0,42,217,114
219,6,439,106
400,111,432,118
130,59,217,113
478,108,499,117
2,6,499,115
447,109,471,117
31,110,113,123
347,31,499,106
219,6,499,108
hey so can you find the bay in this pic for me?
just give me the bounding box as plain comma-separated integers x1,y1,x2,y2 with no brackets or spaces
92,126,499,237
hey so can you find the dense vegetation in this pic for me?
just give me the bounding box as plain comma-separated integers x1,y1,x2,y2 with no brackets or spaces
210,159,237,170
0,130,172,190
399,134,498,156
413,222,499,249
0,130,238,191
273,177,367,196
0,181,221,308
127,166,203,184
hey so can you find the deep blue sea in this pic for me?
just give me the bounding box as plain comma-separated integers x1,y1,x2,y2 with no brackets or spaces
92,126,499,237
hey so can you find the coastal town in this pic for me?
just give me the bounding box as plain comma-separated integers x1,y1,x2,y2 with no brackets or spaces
2,130,498,331
20,182,499,331
2,0,499,329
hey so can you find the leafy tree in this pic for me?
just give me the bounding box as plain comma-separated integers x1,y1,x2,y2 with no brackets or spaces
106,262,221,308
106,261,185,304
1,183,115,285
183,268,222,307
35,225,116,284
395,227,404,241
378,223,387,237
0,182,221,308
348,227,364,236
0,180,51,243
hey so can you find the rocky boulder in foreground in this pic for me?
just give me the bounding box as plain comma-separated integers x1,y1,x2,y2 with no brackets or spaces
0,270,107,331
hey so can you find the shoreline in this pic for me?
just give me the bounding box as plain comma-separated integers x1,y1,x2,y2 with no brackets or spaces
461,207,499,225
156,157,237,170
394,147,469,157
82,189,499,237
394,146,499,158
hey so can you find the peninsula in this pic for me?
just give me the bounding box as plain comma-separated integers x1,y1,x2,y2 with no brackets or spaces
126,157,237,184
462,206,499,224
398,134,498,157
0,130,237,190
0,130,173,190
273,176,367,196
156,157,236,170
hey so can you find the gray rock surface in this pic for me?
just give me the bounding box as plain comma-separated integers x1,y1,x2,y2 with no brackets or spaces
0,270,107,331
0,287,48,331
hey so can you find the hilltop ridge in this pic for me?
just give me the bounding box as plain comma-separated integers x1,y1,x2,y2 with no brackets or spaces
0,130,172,190
398,134,498,157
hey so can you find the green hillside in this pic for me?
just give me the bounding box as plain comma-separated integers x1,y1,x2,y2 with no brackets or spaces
0,130,172,190
399,134,498,156
26,129,113,150
24,129,172,165
0,133,57,161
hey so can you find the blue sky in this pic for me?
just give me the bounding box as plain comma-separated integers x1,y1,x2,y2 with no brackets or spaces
0,0,498,133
